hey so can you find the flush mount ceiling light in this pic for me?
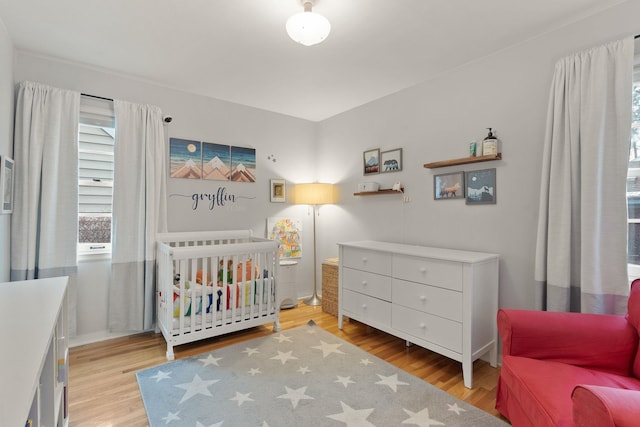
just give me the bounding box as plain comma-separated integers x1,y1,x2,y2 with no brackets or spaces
286,0,331,46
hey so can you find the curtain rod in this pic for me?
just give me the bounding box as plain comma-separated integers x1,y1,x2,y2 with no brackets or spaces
81,93,113,102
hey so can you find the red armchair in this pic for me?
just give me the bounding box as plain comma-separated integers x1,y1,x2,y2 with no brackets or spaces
496,280,640,427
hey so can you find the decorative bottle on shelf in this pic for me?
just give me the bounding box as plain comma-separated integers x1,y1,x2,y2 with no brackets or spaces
482,128,498,156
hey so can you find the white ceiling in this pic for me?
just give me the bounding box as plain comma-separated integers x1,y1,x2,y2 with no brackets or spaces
0,0,626,121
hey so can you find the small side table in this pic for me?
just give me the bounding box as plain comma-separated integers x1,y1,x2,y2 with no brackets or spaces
279,260,298,309
322,257,339,316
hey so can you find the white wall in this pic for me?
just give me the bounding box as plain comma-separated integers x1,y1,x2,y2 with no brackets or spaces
315,0,640,311
9,0,640,341
0,18,13,282
14,53,318,341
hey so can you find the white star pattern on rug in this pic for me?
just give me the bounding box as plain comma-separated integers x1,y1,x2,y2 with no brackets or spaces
161,410,180,424
270,350,298,364
242,347,260,356
335,375,355,388
277,386,314,408
273,333,293,343
447,402,466,415
312,340,346,357
137,322,508,427
360,358,373,366
376,373,409,392
150,370,171,382
198,354,222,367
230,391,254,406
248,367,261,376
297,366,311,374
401,407,445,426
196,422,223,427
175,374,219,404
327,401,375,427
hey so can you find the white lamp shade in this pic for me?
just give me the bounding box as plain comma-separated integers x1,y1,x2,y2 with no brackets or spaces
286,11,331,46
292,183,338,205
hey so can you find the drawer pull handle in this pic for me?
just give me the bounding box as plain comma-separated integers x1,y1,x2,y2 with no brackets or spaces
362,304,367,309
361,280,367,286
362,257,368,263
419,267,427,273
419,323,426,329
420,295,426,302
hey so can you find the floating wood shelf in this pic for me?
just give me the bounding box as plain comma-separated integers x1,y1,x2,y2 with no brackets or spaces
354,188,404,196
423,153,502,169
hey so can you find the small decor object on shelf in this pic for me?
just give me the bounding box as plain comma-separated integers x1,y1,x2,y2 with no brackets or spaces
466,168,496,205
270,179,286,203
380,148,403,173
363,149,380,175
469,141,477,157
434,171,464,200
481,128,498,156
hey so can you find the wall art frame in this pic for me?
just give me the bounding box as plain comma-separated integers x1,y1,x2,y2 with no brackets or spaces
363,149,380,175
465,168,496,205
1,155,14,214
434,171,464,200
380,148,403,173
270,179,286,203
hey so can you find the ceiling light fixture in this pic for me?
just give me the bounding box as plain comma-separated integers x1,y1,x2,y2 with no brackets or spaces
286,0,331,46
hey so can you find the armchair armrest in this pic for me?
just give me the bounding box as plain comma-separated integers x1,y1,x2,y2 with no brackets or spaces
498,309,637,374
572,385,640,427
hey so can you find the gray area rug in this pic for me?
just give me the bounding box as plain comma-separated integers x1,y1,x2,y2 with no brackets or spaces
137,320,508,426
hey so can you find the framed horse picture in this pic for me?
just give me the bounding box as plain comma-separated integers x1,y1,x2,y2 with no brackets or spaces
434,171,464,200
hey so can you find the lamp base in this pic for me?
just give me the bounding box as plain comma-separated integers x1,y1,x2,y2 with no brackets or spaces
303,294,322,306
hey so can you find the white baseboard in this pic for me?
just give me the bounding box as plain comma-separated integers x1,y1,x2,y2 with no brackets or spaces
70,330,136,348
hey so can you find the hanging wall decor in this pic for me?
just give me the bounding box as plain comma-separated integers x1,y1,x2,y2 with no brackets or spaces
434,171,464,200
363,149,380,175
170,138,202,179
381,148,403,173
465,168,496,204
202,142,231,181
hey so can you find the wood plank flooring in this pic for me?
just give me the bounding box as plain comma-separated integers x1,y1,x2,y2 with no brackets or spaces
68,303,508,426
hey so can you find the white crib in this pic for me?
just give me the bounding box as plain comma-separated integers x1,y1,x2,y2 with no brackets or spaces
156,230,280,360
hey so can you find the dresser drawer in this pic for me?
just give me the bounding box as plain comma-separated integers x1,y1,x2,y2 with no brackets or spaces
343,289,391,328
392,279,462,322
392,255,462,291
343,267,391,301
392,305,462,353
343,248,391,276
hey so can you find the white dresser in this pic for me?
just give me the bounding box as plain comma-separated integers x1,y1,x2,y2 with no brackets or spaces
338,241,498,388
0,277,69,427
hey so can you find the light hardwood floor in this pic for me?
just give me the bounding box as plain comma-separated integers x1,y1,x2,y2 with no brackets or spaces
68,303,508,426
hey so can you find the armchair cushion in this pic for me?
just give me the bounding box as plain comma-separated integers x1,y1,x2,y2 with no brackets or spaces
499,355,640,427
497,309,637,376
572,385,640,427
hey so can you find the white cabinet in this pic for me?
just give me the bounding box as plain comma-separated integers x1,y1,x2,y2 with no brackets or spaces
0,277,69,427
338,241,498,388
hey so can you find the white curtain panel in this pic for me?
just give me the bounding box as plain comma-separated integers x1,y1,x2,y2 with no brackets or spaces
534,38,633,314
109,100,167,332
11,81,80,334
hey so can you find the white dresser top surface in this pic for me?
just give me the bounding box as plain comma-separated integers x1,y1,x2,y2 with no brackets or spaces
0,277,68,427
338,241,499,263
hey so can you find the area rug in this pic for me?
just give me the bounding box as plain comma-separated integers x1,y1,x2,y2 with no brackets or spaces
137,320,508,426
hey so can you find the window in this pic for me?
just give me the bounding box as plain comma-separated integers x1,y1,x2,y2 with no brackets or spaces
78,96,115,254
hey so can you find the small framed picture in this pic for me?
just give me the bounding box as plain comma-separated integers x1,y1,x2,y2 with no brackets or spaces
363,149,380,175
270,179,286,203
434,171,464,200
1,155,14,214
465,168,496,205
380,148,403,173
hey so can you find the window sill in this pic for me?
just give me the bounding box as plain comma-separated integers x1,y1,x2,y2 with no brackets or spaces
78,251,112,262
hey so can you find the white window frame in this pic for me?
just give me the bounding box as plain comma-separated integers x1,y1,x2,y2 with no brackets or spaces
78,96,115,257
